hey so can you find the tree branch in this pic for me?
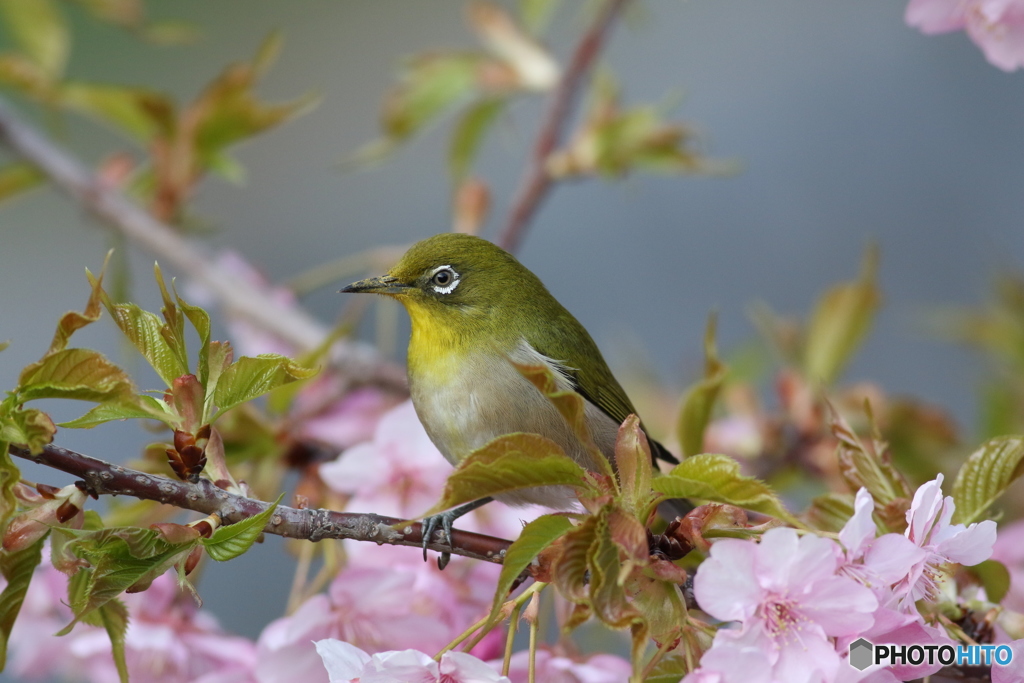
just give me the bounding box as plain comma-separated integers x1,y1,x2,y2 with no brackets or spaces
496,0,632,253
0,97,406,392
8,443,511,565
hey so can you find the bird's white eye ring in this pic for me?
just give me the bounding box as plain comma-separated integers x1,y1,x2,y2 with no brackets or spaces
429,265,459,294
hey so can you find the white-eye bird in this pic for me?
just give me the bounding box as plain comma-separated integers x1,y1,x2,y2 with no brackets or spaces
342,233,679,566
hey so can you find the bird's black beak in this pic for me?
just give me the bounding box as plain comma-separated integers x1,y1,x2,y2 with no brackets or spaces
340,275,411,294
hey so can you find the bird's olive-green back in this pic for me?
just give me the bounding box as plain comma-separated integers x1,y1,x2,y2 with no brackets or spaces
388,233,640,431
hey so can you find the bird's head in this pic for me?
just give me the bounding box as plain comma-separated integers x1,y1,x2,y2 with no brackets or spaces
341,233,547,329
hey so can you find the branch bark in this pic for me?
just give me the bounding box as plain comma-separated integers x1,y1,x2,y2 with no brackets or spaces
497,0,632,254
0,97,406,392
9,443,511,565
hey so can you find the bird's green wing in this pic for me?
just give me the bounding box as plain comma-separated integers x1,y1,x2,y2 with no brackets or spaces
529,312,679,466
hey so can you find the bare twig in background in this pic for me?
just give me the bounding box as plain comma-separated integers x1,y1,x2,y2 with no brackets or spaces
0,97,407,392
497,0,632,254
9,443,512,564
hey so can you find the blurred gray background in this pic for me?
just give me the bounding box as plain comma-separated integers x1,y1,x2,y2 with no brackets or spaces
1,0,1023,655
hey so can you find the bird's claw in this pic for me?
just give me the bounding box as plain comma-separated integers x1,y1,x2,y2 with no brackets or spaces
421,510,456,570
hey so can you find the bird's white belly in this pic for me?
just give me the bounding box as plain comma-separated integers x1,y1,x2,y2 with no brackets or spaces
409,341,619,509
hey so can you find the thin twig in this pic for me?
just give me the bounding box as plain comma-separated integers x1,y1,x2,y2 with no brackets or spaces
0,97,407,392
9,443,511,565
497,0,632,253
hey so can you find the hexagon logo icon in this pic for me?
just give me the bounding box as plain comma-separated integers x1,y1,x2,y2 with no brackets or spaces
849,638,874,671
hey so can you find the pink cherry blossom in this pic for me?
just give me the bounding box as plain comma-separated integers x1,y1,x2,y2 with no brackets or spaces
256,551,504,683
906,0,1024,71
295,383,400,451
319,400,544,539
315,640,510,683
896,474,997,612
499,648,633,683
693,527,878,683
836,488,927,599
992,639,1024,683
4,560,257,683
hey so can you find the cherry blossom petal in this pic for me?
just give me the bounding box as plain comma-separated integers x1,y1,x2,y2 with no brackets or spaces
693,538,761,622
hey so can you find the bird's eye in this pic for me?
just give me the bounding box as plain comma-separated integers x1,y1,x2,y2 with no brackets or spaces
429,266,459,294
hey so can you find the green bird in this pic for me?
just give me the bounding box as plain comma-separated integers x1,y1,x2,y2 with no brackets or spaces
342,233,679,566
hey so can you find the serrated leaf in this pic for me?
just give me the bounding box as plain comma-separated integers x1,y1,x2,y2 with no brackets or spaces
58,395,175,429
154,263,190,376
102,300,187,387
56,526,197,626
653,453,799,524
803,492,856,533
176,293,211,386
553,514,597,604
202,494,282,561
0,439,21,530
47,257,109,355
677,314,725,458
0,162,44,202
588,506,642,629
0,408,55,454
18,348,134,403
831,407,911,506
0,535,44,668
804,246,880,385
615,415,653,517
212,354,316,417
97,598,129,683
449,97,504,182
951,435,1024,524
421,433,588,516
0,0,68,78
487,514,573,624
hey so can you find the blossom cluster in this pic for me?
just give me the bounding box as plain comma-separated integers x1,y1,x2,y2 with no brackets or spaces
906,0,1024,71
684,477,1007,683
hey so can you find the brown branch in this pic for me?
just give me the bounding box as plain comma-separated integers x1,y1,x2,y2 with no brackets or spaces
496,0,632,253
9,443,512,565
0,97,407,392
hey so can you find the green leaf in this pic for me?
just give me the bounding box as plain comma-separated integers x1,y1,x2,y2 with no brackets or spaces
18,348,134,403
0,535,44,668
190,34,318,172
676,314,725,457
212,354,316,417
382,53,480,142
803,492,856,533
0,407,55,454
140,19,200,45
202,494,283,561
0,0,68,78
47,257,110,355
0,438,21,530
422,433,588,516
645,656,688,683
0,162,44,202
97,599,129,683
832,407,912,507
615,415,653,517
653,453,799,525
101,299,187,387
587,506,642,629
487,514,572,624
176,293,211,385
951,435,1024,524
58,395,175,429
56,526,197,627
154,263,190,376
803,246,880,385
449,97,504,182
971,559,1011,605
553,514,597,604
60,82,174,142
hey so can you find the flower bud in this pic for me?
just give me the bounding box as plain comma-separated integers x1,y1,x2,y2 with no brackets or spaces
3,484,87,551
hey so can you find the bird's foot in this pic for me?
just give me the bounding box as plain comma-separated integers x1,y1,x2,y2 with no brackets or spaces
420,497,493,570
